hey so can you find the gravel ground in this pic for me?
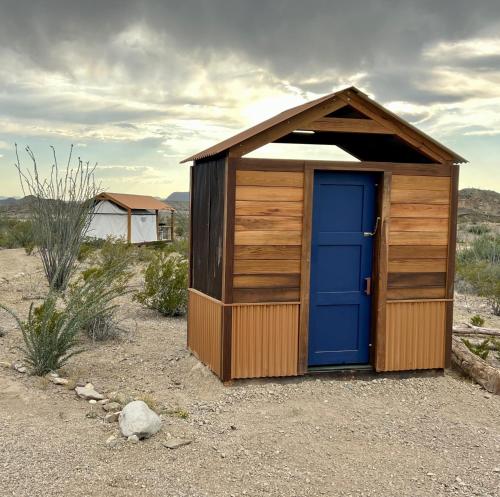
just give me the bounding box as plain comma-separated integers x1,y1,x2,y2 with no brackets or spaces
1,249,500,497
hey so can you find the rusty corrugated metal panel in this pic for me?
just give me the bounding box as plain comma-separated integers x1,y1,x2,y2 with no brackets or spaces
231,303,299,379
180,86,467,164
383,301,446,371
187,289,223,378
97,192,175,211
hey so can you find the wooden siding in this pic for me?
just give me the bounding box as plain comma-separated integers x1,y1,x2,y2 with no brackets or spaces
187,290,223,378
381,301,446,371
233,169,304,303
388,175,451,300
231,303,299,378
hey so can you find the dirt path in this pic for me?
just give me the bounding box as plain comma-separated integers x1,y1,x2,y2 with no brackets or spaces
1,249,499,497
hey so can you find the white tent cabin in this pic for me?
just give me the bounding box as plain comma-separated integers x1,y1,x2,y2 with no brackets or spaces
88,192,175,243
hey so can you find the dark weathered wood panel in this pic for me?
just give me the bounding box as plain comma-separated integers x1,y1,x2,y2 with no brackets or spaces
233,274,301,289
387,287,446,300
388,272,446,288
234,245,302,260
235,216,302,231
234,259,300,274
191,158,225,299
233,288,300,303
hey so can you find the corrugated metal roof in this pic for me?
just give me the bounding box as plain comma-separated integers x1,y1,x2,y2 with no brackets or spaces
181,86,467,164
96,192,175,211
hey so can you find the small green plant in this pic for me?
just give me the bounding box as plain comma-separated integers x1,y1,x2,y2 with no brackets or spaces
0,293,84,376
135,252,188,316
0,217,35,254
470,314,485,327
467,224,490,235
461,338,490,361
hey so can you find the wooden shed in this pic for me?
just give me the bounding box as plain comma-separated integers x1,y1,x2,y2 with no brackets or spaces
181,86,466,381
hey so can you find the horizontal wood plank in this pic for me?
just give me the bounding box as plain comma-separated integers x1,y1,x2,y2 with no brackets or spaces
388,258,447,273
301,117,391,134
389,231,448,246
235,230,302,246
235,200,303,217
390,203,449,219
391,175,450,191
388,272,446,288
236,186,303,202
390,218,449,232
235,245,302,260
387,287,446,300
389,245,448,259
233,274,300,289
236,170,304,187
391,188,450,204
233,287,300,303
234,259,301,274
235,216,302,231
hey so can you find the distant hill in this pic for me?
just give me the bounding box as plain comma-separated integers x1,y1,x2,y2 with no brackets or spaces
166,192,189,202
458,188,500,223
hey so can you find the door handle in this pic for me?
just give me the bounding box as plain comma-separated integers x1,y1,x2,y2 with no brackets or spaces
364,277,372,296
364,216,380,237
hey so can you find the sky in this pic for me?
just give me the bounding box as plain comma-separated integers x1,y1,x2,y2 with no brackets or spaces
0,0,499,197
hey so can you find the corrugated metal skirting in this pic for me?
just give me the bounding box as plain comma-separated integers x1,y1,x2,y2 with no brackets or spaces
231,304,299,379
383,301,446,371
187,290,223,377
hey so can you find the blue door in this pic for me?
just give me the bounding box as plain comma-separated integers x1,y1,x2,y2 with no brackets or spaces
308,171,377,366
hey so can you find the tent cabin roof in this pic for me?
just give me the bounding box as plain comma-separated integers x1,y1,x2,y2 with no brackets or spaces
181,86,466,165
95,192,175,212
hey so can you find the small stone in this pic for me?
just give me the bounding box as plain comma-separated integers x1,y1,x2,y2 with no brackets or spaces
50,377,69,385
89,399,97,404
98,399,110,405
493,468,500,473
75,385,104,401
426,473,435,477
12,362,27,373
0,361,11,369
49,372,59,378
127,435,139,443
105,412,121,423
230,425,237,430
106,435,119,447
103,402,121,412
484,393,492,399
163,438,192,449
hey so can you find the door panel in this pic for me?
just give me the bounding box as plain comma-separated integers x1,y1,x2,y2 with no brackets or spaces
308,171,376,366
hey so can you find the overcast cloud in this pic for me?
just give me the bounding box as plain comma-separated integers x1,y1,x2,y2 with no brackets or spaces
0,0,499,195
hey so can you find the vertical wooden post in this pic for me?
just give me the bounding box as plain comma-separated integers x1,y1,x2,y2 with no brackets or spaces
127,208,132,243
170,210,175,241
445,164,460,368
373,172,391,372
155,209,159,241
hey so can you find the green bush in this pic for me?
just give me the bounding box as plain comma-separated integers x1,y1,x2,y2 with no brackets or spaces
0,217,35,254
71,238,133,341
461,338,490,360
470,314,485,327
0,291,89,376
135,252,188,316
467,224,490,235
457,234,500,315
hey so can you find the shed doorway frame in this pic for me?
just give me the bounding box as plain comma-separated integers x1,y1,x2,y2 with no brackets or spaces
298,162,391,374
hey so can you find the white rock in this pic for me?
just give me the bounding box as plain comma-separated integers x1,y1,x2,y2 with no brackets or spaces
89,399,97,404
12,362,27,374
75,385,104,401
50,377,69,385
119,400,161,439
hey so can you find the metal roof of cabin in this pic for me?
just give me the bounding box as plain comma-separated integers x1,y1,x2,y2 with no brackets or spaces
96,192,175,211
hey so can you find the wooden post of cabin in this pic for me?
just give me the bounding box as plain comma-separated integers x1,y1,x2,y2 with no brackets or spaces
170,210,175,241
155,209,159,241
127,208,131,243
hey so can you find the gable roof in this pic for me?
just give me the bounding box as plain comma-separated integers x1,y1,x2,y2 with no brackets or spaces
96,192,174,211
181,86,466,164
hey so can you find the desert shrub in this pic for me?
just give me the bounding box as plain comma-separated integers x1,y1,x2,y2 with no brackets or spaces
71,238,133,341
15,145,100,290
461,338,490,360
0,280,112,375
162,238,189,259
174,212,189,238
457,234,500,315
135,252,188,316
470,314,485,327
77,238,105,262
467,224,490,235
0,217,35,254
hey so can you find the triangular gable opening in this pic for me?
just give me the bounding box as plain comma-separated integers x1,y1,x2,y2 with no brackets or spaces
325,105,370,119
